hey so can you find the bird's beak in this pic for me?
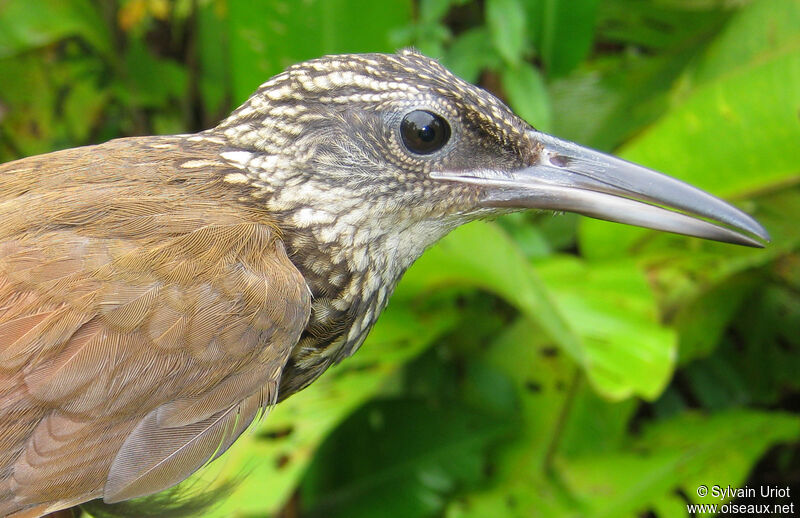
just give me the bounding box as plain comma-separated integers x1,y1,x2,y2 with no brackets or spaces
432,130,769,247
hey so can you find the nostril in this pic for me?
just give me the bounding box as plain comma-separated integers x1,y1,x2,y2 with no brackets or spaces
549,154,569,168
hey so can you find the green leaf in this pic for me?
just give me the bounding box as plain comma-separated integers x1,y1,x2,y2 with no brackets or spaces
579,0,800,259
452,318,798,516
445,321,618,518
481,318,639,464
596,0,728,50
496,213,554,259
485,0,527,65
628,189,800,307
447,480,572,518
557,381,638,458
500,61,552,131
482,319,580,466
526,0,600,78
0,55,66,157
687,0,800,86
0,51,109,158
196,0,231,123
450,408,799,518
393,21,451,58
733,284,800,403
535,256,676,400
228,0,413,103
121,39,188,110
443,27,500,83
623,24,800,197
62,72,109,142
0,0,111,58
399,222,675,400
549,0,728,150
299,398,512,518
673,275,758,363
420,0,455,23
198,302,458,517
683,283,800,410
397,221,584,367
561,410,800,514
548,47,711,151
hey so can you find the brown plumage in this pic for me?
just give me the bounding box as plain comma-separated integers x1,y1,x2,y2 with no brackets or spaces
0,137,310,516
0,50,767,517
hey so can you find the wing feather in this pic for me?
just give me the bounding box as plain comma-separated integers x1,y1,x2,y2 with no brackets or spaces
104,389,267,503
0,136,312,516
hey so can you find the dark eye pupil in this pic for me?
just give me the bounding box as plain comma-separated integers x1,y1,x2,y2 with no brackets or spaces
419,125,435,142
401,110,451,155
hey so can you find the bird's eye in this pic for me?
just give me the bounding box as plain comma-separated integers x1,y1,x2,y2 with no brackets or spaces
400,110,451,155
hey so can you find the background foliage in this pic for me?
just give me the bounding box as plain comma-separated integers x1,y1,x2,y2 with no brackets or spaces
0,0,799,516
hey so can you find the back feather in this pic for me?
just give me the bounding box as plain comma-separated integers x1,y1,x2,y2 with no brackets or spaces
0,136,312,516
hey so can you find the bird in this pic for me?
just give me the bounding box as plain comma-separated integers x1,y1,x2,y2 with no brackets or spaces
0,49,769,517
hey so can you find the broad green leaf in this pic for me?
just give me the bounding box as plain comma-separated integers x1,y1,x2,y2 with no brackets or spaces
62,72,109,143
399,222,674,400
197,0,231,124
684,283,800,410
500,61,552,131
535,256,676,400
549,0,728,149
445,319,637,518
683,359,750,411
397,221,584,366
549,47,707,151
0,55,70,157
556,380,639,461
0,0,111,58
687,0,800,86
392,21,451,58
122,39,188,107
481,318,638,465
228,0,412,103
496,212,554,259
451,409,799,518
652,493,691,518
485,0,527,65
622,14,800,198
496,212,580,258
579,1,800,259
525,0,600,78
577,189,800,333
560,410,800,516
481,319,579,468
299,398,512,518
447,478,573,518
596,0,728,50
444,27,500,83
199,302,457,517
641,189,800,301
0,53,109,158
732,284,800,403
673,275,758,363
420,0,455,23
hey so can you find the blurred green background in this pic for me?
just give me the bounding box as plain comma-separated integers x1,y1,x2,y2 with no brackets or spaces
1,0,799,516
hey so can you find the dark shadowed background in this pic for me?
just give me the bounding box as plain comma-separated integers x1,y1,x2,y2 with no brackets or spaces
0,0,798,516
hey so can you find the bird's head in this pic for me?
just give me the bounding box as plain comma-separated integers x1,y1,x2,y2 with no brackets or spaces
212,49,768,265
